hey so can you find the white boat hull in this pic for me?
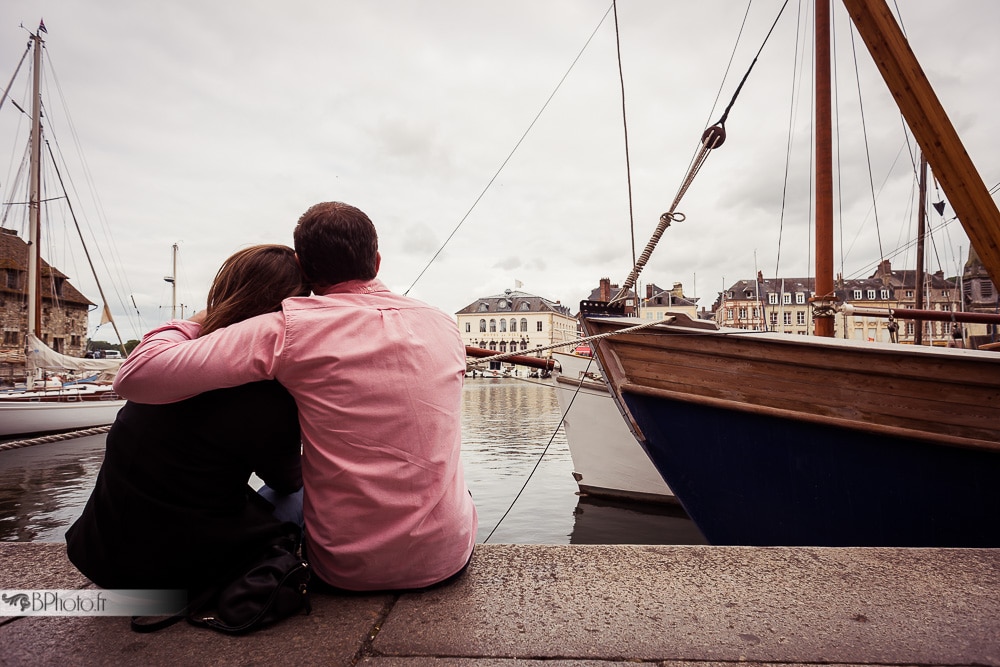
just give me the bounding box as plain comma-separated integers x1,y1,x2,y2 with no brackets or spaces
553,352,675,504
0,399,125,437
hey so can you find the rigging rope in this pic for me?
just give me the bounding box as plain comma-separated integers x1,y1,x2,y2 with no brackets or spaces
0,425,111,452
403,3,616,297
468,314,675,367
612,0,790,304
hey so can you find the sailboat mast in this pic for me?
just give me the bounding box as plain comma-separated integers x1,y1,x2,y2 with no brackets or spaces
26,32,43,342
914,153,928,345
813,0,835,338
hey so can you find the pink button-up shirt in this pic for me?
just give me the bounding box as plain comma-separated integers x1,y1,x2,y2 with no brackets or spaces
114,279,477,591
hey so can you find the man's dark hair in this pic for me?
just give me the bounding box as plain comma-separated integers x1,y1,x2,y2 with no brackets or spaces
293,202,379,287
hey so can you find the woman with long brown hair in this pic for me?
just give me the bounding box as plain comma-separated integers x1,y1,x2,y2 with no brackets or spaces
66,244,309,592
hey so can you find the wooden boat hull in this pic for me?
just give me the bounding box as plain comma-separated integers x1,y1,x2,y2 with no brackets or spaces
553,352,675,504
582,313,1000,546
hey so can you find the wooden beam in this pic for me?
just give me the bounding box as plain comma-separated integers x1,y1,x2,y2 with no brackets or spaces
841,0,1000,286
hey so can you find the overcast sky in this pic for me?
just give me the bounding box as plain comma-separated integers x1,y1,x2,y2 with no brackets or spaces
2,1,998,343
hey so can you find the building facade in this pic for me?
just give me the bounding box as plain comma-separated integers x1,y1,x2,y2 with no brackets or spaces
456,289,578,359
715,260,963,346
0,228,93,375
639,282,699,321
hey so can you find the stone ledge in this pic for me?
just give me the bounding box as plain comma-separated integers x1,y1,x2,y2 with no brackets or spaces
1,543,997,666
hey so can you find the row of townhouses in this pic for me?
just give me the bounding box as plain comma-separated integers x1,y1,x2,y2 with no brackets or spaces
456,249,998,359
716,255,996,348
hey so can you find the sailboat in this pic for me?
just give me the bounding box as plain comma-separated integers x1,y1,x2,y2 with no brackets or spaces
0,25,126,437
580,0,1000,546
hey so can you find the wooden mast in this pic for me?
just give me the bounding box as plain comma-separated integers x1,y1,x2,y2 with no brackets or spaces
842,0,1000,287
26,32,43,345
813,0,835,337
914,154,928,345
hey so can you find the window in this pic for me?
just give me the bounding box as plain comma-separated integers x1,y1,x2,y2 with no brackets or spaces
941,304,951,312
726,308,734,320
738,307,748,319
510,319,517,332
499,341,507,353
479,319,487,332
905,290,914,298
489,319,496,332
536,321,543,332
726,291,734,299
5,270,19,290
499,319,507,332
465,322,471,333
906,322,915,335
880,289,889,299
3,330,18,346
783,293,792,305
941,290,950,298
752,307,760,318
867,289,876,300
745,291,754,299
853,290,863,300
770,312,778,325
796,311,806,325
520,318,528,332
478,302,489,312
768,293,778,305
783,312,792,325
518,302,530,311
796,293,805,305
520,340,527,351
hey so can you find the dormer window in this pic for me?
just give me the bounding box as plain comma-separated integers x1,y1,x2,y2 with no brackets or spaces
795,292,805,304
768,293,778,305
783,293,792,305
478,302,489,312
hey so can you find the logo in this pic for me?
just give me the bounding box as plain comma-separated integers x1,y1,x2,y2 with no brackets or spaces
0,590,185,616
2,593,30,612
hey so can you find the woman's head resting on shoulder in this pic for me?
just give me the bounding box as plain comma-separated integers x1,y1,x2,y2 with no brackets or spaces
200,244,309,336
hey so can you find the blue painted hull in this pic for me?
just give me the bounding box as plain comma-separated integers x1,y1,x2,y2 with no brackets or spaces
624,390,1000,546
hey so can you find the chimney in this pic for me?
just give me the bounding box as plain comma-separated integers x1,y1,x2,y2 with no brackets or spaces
599,277,611,302
646,284,654,299
672,282,684,299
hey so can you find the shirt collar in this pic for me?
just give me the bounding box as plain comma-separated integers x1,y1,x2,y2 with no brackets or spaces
317,278,388,296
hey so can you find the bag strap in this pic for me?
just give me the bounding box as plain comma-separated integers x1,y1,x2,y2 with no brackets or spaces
128,583,219,634
130,612,187,633
188,560,311,635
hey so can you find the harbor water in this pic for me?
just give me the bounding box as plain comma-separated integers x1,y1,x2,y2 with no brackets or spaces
0,376,705,545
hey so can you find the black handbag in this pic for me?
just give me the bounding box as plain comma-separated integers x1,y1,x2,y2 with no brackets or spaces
131,528,311,635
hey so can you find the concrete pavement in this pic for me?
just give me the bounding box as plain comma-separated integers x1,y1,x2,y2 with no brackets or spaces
0,542,997,666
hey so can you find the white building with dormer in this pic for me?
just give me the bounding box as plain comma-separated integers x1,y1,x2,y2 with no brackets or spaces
455,289,577,359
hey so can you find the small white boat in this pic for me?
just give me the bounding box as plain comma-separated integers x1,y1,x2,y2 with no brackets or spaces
553,351,675,504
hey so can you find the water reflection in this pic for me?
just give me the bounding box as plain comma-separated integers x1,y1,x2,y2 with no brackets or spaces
0,377,705,545
0,435,105,542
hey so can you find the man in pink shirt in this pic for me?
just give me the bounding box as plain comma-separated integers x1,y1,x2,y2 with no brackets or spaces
114,201,478,591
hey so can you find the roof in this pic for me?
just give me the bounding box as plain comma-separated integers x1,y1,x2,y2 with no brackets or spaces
456,290,572,317
0,227,94,307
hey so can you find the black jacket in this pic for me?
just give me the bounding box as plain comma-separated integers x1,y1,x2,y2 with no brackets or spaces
66,380,301,592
